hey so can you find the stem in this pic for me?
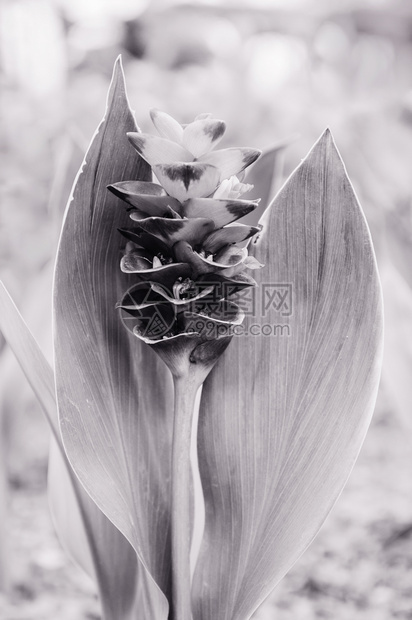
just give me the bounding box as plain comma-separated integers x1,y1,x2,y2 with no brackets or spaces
171,372,199,620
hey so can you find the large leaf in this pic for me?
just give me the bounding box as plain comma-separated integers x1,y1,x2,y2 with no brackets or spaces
193,130,383,620
0,280,148,620
54,59,174,617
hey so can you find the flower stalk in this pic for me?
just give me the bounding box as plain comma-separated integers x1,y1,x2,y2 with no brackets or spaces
171,372,200,620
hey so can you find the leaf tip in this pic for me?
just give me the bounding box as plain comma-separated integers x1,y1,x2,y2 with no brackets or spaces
107,55,128,109
305,127,345,175
317,126,335,149
112,55,125,82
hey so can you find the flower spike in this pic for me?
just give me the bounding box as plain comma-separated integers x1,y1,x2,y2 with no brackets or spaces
109,108,263,376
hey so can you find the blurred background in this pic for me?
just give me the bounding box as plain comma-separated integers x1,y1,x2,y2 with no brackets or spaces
1,0,412,618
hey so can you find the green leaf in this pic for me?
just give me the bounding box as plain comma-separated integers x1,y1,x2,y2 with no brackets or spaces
53,58,174,617
193,130,383,620
0,280,151,620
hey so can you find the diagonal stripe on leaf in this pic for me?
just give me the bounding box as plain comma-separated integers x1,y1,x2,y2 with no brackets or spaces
193,130,383,620
54,59,174,617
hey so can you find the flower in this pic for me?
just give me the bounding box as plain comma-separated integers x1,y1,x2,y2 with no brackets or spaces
213,175,254,200
127,110,261,201
107,110,263,362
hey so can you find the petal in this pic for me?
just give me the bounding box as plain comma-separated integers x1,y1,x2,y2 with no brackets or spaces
109,182,181,217
199,148,261,181
181,197,259,227
182,119,226,157
128,201,180,219
219,272,258,290
109,180,165,196
128,133,194,167
202,224,260,254
120,253,191,284
153,163,220,202
196,273,257,297
124,303,177,340
117,282,166,311
214,245,248,266
120,251,152,272
140,265,192,286
218,253,264,279
133,329,198,345
174,242,248,277
243,255,264,270
213,176,254,200
118,228,171,257
132,216,215,249
184,298,245,326
151,283,215,306
150,108,184,143
174,241,215,276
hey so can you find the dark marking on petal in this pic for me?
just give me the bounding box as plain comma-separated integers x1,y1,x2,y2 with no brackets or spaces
108,180,166,197
118,228,171,256
107,184,128,201
205,121,226,142
226,200,258,219
242,149,261,167
202,225,260,254
118,228,143,243
164,164,204,190
136,218,186,238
